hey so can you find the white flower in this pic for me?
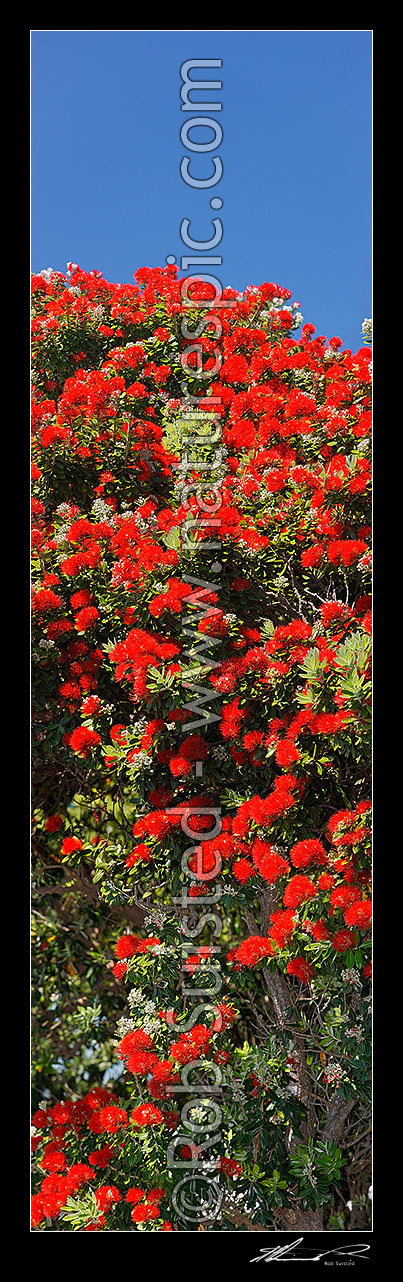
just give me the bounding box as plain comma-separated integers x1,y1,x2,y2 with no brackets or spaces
341,967,361,987
129,752,152,770
91,498,113,521
91,305,106,322
116,1017,136,1037
132,718,148,734
54,523,70,545
325,1060,344,1084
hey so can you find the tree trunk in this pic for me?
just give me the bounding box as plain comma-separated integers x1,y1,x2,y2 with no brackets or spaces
278,1206,324,1230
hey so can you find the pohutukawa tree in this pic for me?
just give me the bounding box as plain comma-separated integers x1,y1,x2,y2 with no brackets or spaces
31,263,372,1232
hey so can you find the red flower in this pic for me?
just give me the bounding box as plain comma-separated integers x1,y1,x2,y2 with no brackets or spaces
286,957,315,983
40,1150,67,1173
269,909,297,947
329,885,360,910
232,935,275,967
232,858,254,883
275,740,300,767
96,1106,128,1133
61,836,83,855
126,1050,160,1076
44,814,63,833
81,694,101,716
88,1145,114,1168
95,1185,122,1212
332,929,357,952
304,919,330,942
118,1028,154,1056
257,846,289,883
114,934,140,959
131,1104,164,1127
32,588,63,614
74,606,99,632
131,1202,159,1222
283,875,317,909
344,900,372,929
290,839,327,869
218,1156,243,1177
221,697,248,740
69,726,101,757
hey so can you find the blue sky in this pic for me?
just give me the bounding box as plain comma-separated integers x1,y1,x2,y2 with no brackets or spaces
31,30,372,351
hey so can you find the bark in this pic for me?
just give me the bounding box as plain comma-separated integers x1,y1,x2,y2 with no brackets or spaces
320,1092,355,1143
278,1206,324,1231
261,966,317,1140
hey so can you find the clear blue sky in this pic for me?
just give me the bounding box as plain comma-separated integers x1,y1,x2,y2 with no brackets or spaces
31,30,372,351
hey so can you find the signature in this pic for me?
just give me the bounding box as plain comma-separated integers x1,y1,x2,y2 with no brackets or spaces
250,1238,370,1263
